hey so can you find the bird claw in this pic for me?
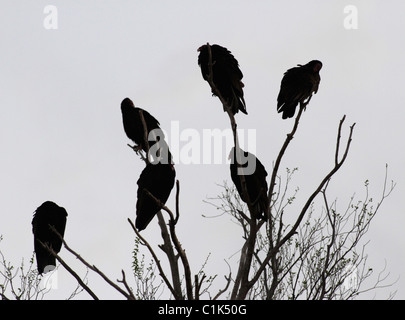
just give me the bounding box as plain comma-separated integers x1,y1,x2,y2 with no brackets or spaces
128,144,142,152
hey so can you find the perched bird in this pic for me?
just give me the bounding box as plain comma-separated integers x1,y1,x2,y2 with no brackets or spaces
277,60,322,119
121,97,164,153
32,201,68,274
198,44,247,115
229,147,269,220
136,160,176,231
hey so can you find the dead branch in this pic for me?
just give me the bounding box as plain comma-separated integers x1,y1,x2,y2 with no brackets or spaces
204,42,259,300
194,274,206,300
267,103,305,227
213,260,232,300
47,225,135,300
143,183,194,300
318,180,337,299
156,211,182,298
117,270,133,298
280,116,354,250
245,115,356,299
175,180,180,224
130,99,188,299
38,240,98,300
127,218,180,299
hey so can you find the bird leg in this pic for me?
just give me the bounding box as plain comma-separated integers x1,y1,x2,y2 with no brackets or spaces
127,143,148,163
301,95,313,111
127,143,142,152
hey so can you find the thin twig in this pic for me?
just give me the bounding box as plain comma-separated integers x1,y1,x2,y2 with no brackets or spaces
247,115,356,297
38,240,99,300
268,103,305,216
175,180,180,224
117,270,134,299
213,260,232,300
156,211,183,299
142,186,194,300
48,225,135,300
319,180,336,299
194,274,206,300
127,218,180,299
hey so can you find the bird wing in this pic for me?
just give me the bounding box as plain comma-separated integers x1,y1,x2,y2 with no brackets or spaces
278,67,315,109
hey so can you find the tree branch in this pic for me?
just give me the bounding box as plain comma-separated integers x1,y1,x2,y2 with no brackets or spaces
143,183,194,300
248,115,356,296
156,211,182,298
47,225,135,300
213,260,232,300
128,218,180,299
38,240,99,300
268,103,305,218
204,42,259,300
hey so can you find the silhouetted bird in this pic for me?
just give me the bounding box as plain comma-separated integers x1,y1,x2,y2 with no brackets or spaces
121,97,164,153
32,201,68,274
277,60,322,119
198,44,247,115
229,147,269,220
136,159,176,231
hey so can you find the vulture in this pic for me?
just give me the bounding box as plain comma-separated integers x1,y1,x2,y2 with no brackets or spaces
198,44,247,115
136,160,176,231
32,201,68,274
229,147,269,220
121,97,164,153
277,60,322,119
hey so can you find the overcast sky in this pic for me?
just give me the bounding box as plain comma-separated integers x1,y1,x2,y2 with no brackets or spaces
0,1,404,299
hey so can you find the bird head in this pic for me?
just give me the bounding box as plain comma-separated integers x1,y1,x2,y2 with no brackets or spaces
121,97,135,108
308,60,323,73
197,44,207,52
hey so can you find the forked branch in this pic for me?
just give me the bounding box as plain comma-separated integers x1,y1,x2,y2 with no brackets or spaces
138,181,194,300
42,226,135,300
204,43,259,299
247,116,356,296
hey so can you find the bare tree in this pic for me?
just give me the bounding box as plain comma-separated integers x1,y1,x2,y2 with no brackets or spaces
0,236,84,300
200,43,396,300
0,43,397,300
208,165,396,300
0,246,43,300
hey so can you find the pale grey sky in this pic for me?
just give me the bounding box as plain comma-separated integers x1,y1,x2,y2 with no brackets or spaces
0,1,403,299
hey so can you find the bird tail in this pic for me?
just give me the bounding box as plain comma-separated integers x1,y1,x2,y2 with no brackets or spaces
228,95,247,115
135,208,156,231
239,97,248,115
37,255,56,275
229,86,247,115
251,189,269,220
277,102,297,119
